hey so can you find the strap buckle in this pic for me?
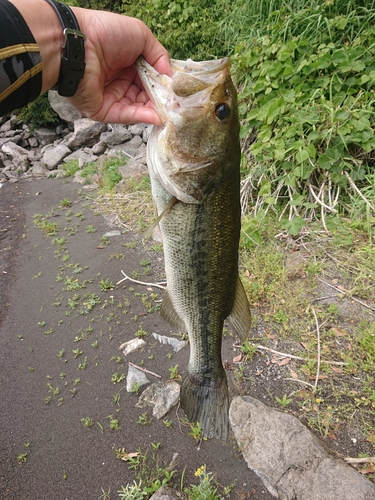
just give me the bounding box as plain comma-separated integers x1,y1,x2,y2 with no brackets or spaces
62,28,87,49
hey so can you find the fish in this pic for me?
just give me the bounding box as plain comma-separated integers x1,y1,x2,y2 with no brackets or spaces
136,56,252,439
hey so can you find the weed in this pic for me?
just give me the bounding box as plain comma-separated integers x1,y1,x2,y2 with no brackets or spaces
188,422,204,443
118,480,147,500
107,415,120,430
86,225,96,233
100,279,114,291
135,325,148,338
131,382,141,394
185,465,220,500
137,412,151,426
81,417,94,428
275,394,292,409
98,487,111,500
168,364,179,380
78,357,87,370
112,372,126,384
60,198,72,208
241,340,257,362
17,453,28,464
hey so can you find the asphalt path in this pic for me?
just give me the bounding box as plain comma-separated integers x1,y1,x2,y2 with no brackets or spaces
0,178,272,500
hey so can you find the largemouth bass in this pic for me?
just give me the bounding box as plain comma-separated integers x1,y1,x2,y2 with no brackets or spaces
136,56,252,439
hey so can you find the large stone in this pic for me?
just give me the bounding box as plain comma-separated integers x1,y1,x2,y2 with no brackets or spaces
67,119,107,149
43,144,71,170
109,135,144,159
136,381,180,419
1,142,29,171
33,127,58,146
126,364,150,393
100,124,132,145
48,90,82,123
149,486,184,500
32,162,50,178
229,396,375,500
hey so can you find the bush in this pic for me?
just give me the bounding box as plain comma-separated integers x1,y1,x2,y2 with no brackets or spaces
233,3,375,225
16,93,60,129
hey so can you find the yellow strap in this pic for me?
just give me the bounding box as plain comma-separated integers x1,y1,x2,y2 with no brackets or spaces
0,62,43,103
0,43,40,60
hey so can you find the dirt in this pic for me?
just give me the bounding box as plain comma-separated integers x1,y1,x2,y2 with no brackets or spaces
0,178,273,500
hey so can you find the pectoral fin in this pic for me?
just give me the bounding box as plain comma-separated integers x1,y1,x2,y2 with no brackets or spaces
143,196,178,238
227,276,252,342
160,291,187,333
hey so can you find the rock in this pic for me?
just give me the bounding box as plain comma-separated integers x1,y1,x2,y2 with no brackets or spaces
126,364,150,392
91,141,106,155
0,135,22,147
109,135,144,158
43,144,71,170
73,170,87,185
28,137,39,148
0,120,12,133
149,486,184,500
100,124,132,145
104,230,121,237
32,162,50,178
67,119,107,149
1,142,29,171
128,124,145,137
119,338,146,356
136,381,180,419
229,396,375,500
48,90,82,123
33,127,58,146
152,333,187,353
118,151,147,180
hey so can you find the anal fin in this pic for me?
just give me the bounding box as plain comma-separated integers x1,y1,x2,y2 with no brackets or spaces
227,275,252,342
160,291,187,333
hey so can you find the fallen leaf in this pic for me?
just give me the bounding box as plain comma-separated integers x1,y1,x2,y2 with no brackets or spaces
233,353,243,363
308,375,328,380
255,369,263,376
331,327,347,337
244,269,250,277
327,432,337,440
265,329,276,339
360,463,375,475
289,369,298,379
121,452,140,462
278,357,291,366
331,366,343,374
337,285,347,292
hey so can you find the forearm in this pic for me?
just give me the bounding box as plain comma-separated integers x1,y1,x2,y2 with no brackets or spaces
8,0,65,92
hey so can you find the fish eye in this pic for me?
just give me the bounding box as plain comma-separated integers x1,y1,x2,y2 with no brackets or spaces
215,103,230,121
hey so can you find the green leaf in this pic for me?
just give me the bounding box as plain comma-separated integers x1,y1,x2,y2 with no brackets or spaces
281,217,305,236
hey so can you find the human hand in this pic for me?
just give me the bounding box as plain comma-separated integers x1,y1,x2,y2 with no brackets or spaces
68,8,172,125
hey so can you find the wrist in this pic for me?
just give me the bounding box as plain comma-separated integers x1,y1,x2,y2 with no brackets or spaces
44,0,86,96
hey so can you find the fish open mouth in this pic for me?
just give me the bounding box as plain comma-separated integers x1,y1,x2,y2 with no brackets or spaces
136,57,232,123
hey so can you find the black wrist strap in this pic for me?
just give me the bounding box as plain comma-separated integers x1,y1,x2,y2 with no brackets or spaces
44,0,86,97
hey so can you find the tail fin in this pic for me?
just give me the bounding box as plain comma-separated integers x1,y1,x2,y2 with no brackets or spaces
180,372,229,440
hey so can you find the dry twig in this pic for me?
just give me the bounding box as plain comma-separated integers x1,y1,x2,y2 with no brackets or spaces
128,361,161,379
311,306,321,392
117,270,166,289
